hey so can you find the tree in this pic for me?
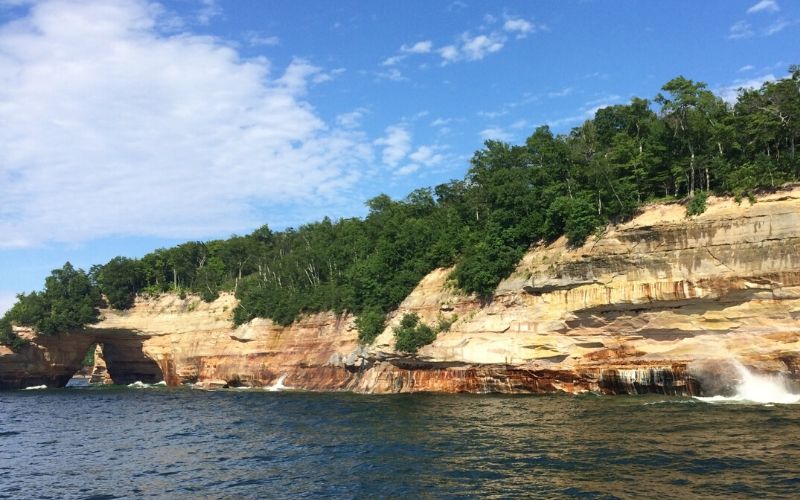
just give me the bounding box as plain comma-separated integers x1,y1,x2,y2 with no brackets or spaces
94,257,145,309
6,263,100,336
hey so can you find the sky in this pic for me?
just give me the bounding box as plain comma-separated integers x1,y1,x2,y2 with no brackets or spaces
0,0,798,312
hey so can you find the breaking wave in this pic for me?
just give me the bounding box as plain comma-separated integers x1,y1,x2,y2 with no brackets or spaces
695,361,800,405
266,374,291,392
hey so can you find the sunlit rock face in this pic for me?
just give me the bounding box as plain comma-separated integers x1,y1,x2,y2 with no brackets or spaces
2,186,799,393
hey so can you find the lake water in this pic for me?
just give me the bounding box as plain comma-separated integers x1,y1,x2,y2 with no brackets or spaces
1,386,799,499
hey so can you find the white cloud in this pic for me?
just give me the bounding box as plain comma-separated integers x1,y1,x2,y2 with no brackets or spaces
430,117,451,128
461,33,504,60
478,109,508,119
438,44,459,62
764,18,793,35
548,87,573,98
375,125,411,167
381,54,405,66
375,68,407,81
738,64,755,72
510,119,528,130
716,74,776,103
401,40,433,54
381,40,433,66
394,164,420,176
336,108,368,129
728,20,755,39
0,291,16,316
195,0,221,25
448,1,467,11
503,17,535,38
409,145,444,167
439,32,505,64
747,0,779,14
382,15,539,68
246,32,280,47
547,96,624,129
0,0,374,247
479,127,512,142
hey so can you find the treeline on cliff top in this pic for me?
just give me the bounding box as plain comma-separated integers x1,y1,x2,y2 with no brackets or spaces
3,68,800,349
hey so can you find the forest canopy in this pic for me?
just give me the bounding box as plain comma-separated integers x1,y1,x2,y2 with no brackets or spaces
3,68,799,348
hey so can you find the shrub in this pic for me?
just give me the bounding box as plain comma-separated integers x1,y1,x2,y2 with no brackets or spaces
0,317,28,352
686,191,708,217
436,313,457,332
355,308,385,344
394,313,437,354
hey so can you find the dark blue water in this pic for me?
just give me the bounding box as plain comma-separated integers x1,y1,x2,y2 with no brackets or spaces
1,387,798,499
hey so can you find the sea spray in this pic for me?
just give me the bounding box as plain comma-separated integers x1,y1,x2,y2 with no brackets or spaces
695,360,800,404
266,374,291,392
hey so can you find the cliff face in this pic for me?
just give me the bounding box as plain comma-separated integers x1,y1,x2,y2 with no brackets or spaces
2,187,799,394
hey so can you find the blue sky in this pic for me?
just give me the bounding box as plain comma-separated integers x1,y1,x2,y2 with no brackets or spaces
0,0,798,311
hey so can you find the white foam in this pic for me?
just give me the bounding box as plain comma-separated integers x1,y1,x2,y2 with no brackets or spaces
127,380,167,388
696,361,800,405
22,385,47,390
266,374,291,392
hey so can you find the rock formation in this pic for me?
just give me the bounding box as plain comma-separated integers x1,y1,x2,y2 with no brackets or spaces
2,186,799,394
88,344,113,385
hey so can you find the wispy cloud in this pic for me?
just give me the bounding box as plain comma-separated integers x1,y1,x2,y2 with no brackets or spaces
447,1,468,11
336,108,369,129
747,0,779,14
380,15,539,68
728,20,755,39
382,40,433,66
245,32,280,47
196,0,222,25
439,32,506,64
402,40,433,54
547,95,624,129
477,92,539,119
375,125,412,167
503,17,535,39
715,74,776,103
548,87,573,98
375,68,408,81
764,18,796,35
0,0,375,247
479,127,513,142
738,64,755,72
409,145,444,166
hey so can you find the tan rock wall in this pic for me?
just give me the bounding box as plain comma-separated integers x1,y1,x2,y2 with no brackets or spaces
3,186,799,394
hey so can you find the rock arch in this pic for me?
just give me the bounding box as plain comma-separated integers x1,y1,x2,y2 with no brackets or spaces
0,329,164,389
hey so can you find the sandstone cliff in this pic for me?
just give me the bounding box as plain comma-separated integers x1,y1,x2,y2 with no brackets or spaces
2,187,799,394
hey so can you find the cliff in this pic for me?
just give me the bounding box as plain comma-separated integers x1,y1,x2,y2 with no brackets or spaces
2,187,800,394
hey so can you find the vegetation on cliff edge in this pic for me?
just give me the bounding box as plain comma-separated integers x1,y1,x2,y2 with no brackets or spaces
3,68,799,346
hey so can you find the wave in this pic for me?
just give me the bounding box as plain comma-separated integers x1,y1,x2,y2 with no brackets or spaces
22,385,47,390
127,380,167,389
695,361,800,405
266,374,291,392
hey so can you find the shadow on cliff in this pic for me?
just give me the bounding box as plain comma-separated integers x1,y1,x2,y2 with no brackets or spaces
94,334,164,385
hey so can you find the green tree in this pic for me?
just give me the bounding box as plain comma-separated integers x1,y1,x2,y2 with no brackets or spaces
6,263,100,336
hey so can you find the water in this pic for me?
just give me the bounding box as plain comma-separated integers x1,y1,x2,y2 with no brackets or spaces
1,388,799,499
695,361,800,405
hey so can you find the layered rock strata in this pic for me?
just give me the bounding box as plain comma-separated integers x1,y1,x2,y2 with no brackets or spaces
2,187,799,394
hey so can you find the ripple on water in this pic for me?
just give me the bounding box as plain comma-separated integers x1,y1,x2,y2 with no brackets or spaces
0,390,799,498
